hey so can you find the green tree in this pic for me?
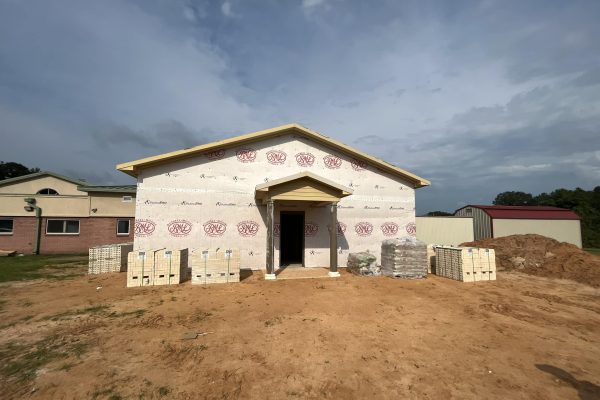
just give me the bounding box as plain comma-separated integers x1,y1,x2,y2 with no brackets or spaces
493,191,536,206
424,211,453,216
0,162,40,181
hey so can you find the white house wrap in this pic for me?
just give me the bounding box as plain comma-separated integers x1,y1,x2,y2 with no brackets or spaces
117,124,430,277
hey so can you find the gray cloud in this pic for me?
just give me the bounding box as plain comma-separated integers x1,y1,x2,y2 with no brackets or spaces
0,0,599,211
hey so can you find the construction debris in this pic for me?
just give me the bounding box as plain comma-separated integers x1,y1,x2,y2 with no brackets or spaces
347,251,379,276
0,250,17,257
381,237,428,279
461,234,600,287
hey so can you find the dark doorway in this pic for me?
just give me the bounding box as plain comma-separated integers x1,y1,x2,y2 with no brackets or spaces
280,212,304,266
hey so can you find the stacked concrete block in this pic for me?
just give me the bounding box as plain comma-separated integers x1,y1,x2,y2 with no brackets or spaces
434,246,497,282
191,248,241,284
380,237,428,279
88,243,133,275
153,249,189,285
127,249,160,287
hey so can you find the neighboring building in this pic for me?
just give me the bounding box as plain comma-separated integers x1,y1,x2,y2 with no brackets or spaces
454,205,582,247
0,171,136,254
117,124,430,278
415,216,474,245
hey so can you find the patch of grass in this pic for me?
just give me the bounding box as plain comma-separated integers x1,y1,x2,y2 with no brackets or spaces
264,316,282,327
108,309,147,318
0,338,69,381
59,362,75,371
0,254,88,283
158,386,171,397
42,304,110,321
585,248,600,257
92,388,122,400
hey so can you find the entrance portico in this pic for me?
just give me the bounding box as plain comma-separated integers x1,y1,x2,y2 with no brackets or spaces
255,171,353,280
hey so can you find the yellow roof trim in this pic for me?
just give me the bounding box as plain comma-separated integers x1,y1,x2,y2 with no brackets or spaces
116,123,430,187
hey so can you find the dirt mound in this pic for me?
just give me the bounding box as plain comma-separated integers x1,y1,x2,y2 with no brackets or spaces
460,234,600,287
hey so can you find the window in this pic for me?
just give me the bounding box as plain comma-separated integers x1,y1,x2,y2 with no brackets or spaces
0,219,13,235
117,219,130,235
46,219,80,234
122,196,133,203
37,188,59,195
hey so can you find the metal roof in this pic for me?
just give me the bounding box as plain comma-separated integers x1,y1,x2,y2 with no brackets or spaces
116,123,430,187
460,205,580,220
0,171,88,187
77,185,137,193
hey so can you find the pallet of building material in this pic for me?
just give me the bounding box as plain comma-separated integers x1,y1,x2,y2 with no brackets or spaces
152,249,189,286
434,246,496,282
381,237,428,279
191,248,241,284
88,243,133,275
347,251,380,276
127,249,162,287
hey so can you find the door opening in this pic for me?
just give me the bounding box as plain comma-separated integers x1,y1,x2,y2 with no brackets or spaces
280,212,304,267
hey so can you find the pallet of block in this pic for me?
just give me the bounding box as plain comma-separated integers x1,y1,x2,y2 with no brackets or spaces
88,242,133,275
126,248,189,287
434,246,496,282
191,248,240,284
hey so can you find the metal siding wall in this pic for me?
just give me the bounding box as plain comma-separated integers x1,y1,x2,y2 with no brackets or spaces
492,219,582,247
455,207,491,240
134,133,417,269
415,217,474,245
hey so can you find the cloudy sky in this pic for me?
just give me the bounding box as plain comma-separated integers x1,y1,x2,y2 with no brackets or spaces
1,0,599,213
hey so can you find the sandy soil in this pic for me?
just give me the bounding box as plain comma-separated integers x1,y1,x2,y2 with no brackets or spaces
0,270,599,400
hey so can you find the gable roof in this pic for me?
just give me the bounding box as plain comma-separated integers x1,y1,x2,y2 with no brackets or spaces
0,171,88,188
458,205,580,220
77,185,137,193
116,123,430,188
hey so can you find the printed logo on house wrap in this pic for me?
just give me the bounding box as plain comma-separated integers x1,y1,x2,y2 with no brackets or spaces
167,220,193,237
381,222,399,236
204,149,225,160
266,150,287,165
274,223,281,237
134,219,155,237
236,148,257,163
304,222,319,237
323,154,342,169
354,222,374,236
203,220,227,237
351,158,368,171
295,152,315,167
405,222,417,236
327,222,347,236
237,221,259,237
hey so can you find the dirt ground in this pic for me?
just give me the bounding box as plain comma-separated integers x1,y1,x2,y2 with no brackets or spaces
0,269,599,400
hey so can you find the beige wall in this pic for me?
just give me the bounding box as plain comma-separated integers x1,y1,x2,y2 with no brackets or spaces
492,219,582,247
0,193,135,218
134,133,417,269
0,176,82,196
416,216,474,245
89,193,136,217
0,194,89,217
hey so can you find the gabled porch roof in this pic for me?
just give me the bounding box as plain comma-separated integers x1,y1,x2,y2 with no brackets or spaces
255,171,353,203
